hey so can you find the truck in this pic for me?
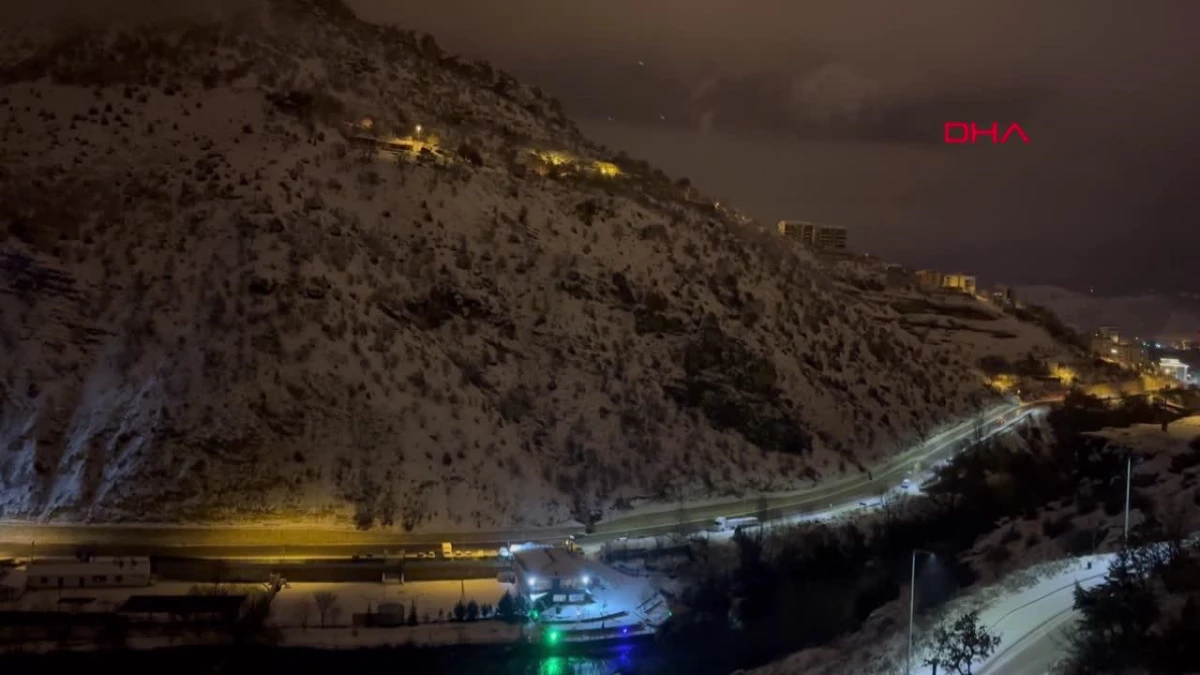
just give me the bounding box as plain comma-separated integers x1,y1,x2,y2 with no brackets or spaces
712,516,759,532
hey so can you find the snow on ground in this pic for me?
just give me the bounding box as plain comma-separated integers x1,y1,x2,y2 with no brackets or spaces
269,579,516,627
941,555,1110,675
749,555,1102,675
1015,285,1200,340
0,580,233,613
744,415,1195,672
752,416,1200,675
1088,415,1200,452
0,0,1031,533
968,417,1200,583
591,406,1040,561
568,558,667,627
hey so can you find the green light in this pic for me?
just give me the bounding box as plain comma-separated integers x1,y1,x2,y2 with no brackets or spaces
546,629,561,645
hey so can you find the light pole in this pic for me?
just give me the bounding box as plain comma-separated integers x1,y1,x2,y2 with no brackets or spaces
909,549,936,675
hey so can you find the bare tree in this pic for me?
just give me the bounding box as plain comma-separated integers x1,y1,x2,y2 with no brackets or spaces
925,611,1001,675
312,591,339,628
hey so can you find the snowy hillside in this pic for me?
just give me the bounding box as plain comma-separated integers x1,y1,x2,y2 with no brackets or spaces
1,0,1014,530
750,416,1200,675
1016,285,1200,341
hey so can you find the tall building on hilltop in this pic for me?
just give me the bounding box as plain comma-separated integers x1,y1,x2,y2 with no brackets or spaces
777,220,848,251
915,270,976,295
915,270,943,290
942,273,977,295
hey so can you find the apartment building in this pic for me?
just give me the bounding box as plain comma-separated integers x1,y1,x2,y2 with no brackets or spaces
777,220,848,251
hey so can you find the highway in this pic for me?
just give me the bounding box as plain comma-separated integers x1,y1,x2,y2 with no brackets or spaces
0,399,1044,559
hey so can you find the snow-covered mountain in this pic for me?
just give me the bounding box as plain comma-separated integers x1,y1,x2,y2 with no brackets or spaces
2,0,1032,530
1016,285,1200,342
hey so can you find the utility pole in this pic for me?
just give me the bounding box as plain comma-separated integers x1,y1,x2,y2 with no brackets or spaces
908,552,917,675
908,549,934,674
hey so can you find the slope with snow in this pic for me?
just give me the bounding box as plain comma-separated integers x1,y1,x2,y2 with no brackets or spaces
1016,285,1200,341
750,416,1200,675
0,0,1039,531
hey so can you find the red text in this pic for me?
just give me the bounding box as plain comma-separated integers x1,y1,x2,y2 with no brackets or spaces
944,122,1030,144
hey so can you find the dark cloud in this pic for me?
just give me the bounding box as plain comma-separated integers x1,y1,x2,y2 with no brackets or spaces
3,0,1195,294
350,0,1197,294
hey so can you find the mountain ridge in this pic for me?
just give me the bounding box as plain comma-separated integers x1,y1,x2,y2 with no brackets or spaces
1,0,1007,531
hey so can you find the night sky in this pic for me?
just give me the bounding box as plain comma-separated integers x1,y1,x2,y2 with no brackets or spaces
4,0,1197,295
349,0,1200,295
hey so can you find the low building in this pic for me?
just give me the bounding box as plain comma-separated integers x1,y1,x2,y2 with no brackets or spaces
777,220,848,251
915,269,943,290
1159,357,1190,382
942,273,977,295
915,270,976,294
26,557,151,591
118,594,247,625
512,547,592,606
989,286,1016,308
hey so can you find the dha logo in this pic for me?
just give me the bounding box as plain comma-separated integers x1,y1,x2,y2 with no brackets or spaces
944,122,1030,144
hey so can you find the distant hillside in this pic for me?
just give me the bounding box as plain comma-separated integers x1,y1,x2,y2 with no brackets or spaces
1016,285,1200,341
0,0,1060,531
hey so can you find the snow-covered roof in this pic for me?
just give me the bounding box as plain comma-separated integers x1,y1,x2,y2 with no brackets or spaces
1086,416,1200,453
513,548,587,580
27,557,150,577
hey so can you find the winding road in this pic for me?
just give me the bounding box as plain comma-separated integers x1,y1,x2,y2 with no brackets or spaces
974,561,1109,675
0,399,1045,559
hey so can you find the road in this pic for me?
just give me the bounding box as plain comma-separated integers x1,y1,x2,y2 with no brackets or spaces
0,399,1044,558
980,607,1078,675
968,557,1111,675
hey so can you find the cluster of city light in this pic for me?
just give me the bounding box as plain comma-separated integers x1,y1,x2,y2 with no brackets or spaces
529,150,622,178
989,374,1018,393
1051,364,1078,385
593,161,620,177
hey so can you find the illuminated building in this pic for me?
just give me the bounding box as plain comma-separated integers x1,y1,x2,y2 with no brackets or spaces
941,273,977,295
914,270,976,294
512,547,593,606
1159,357,1189,382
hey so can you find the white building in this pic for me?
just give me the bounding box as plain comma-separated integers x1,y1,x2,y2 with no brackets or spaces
1159,357,1190,383
512,547,592,606
26,557,152,591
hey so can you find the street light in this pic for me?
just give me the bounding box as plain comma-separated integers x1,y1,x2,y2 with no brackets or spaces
909,549,937,675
